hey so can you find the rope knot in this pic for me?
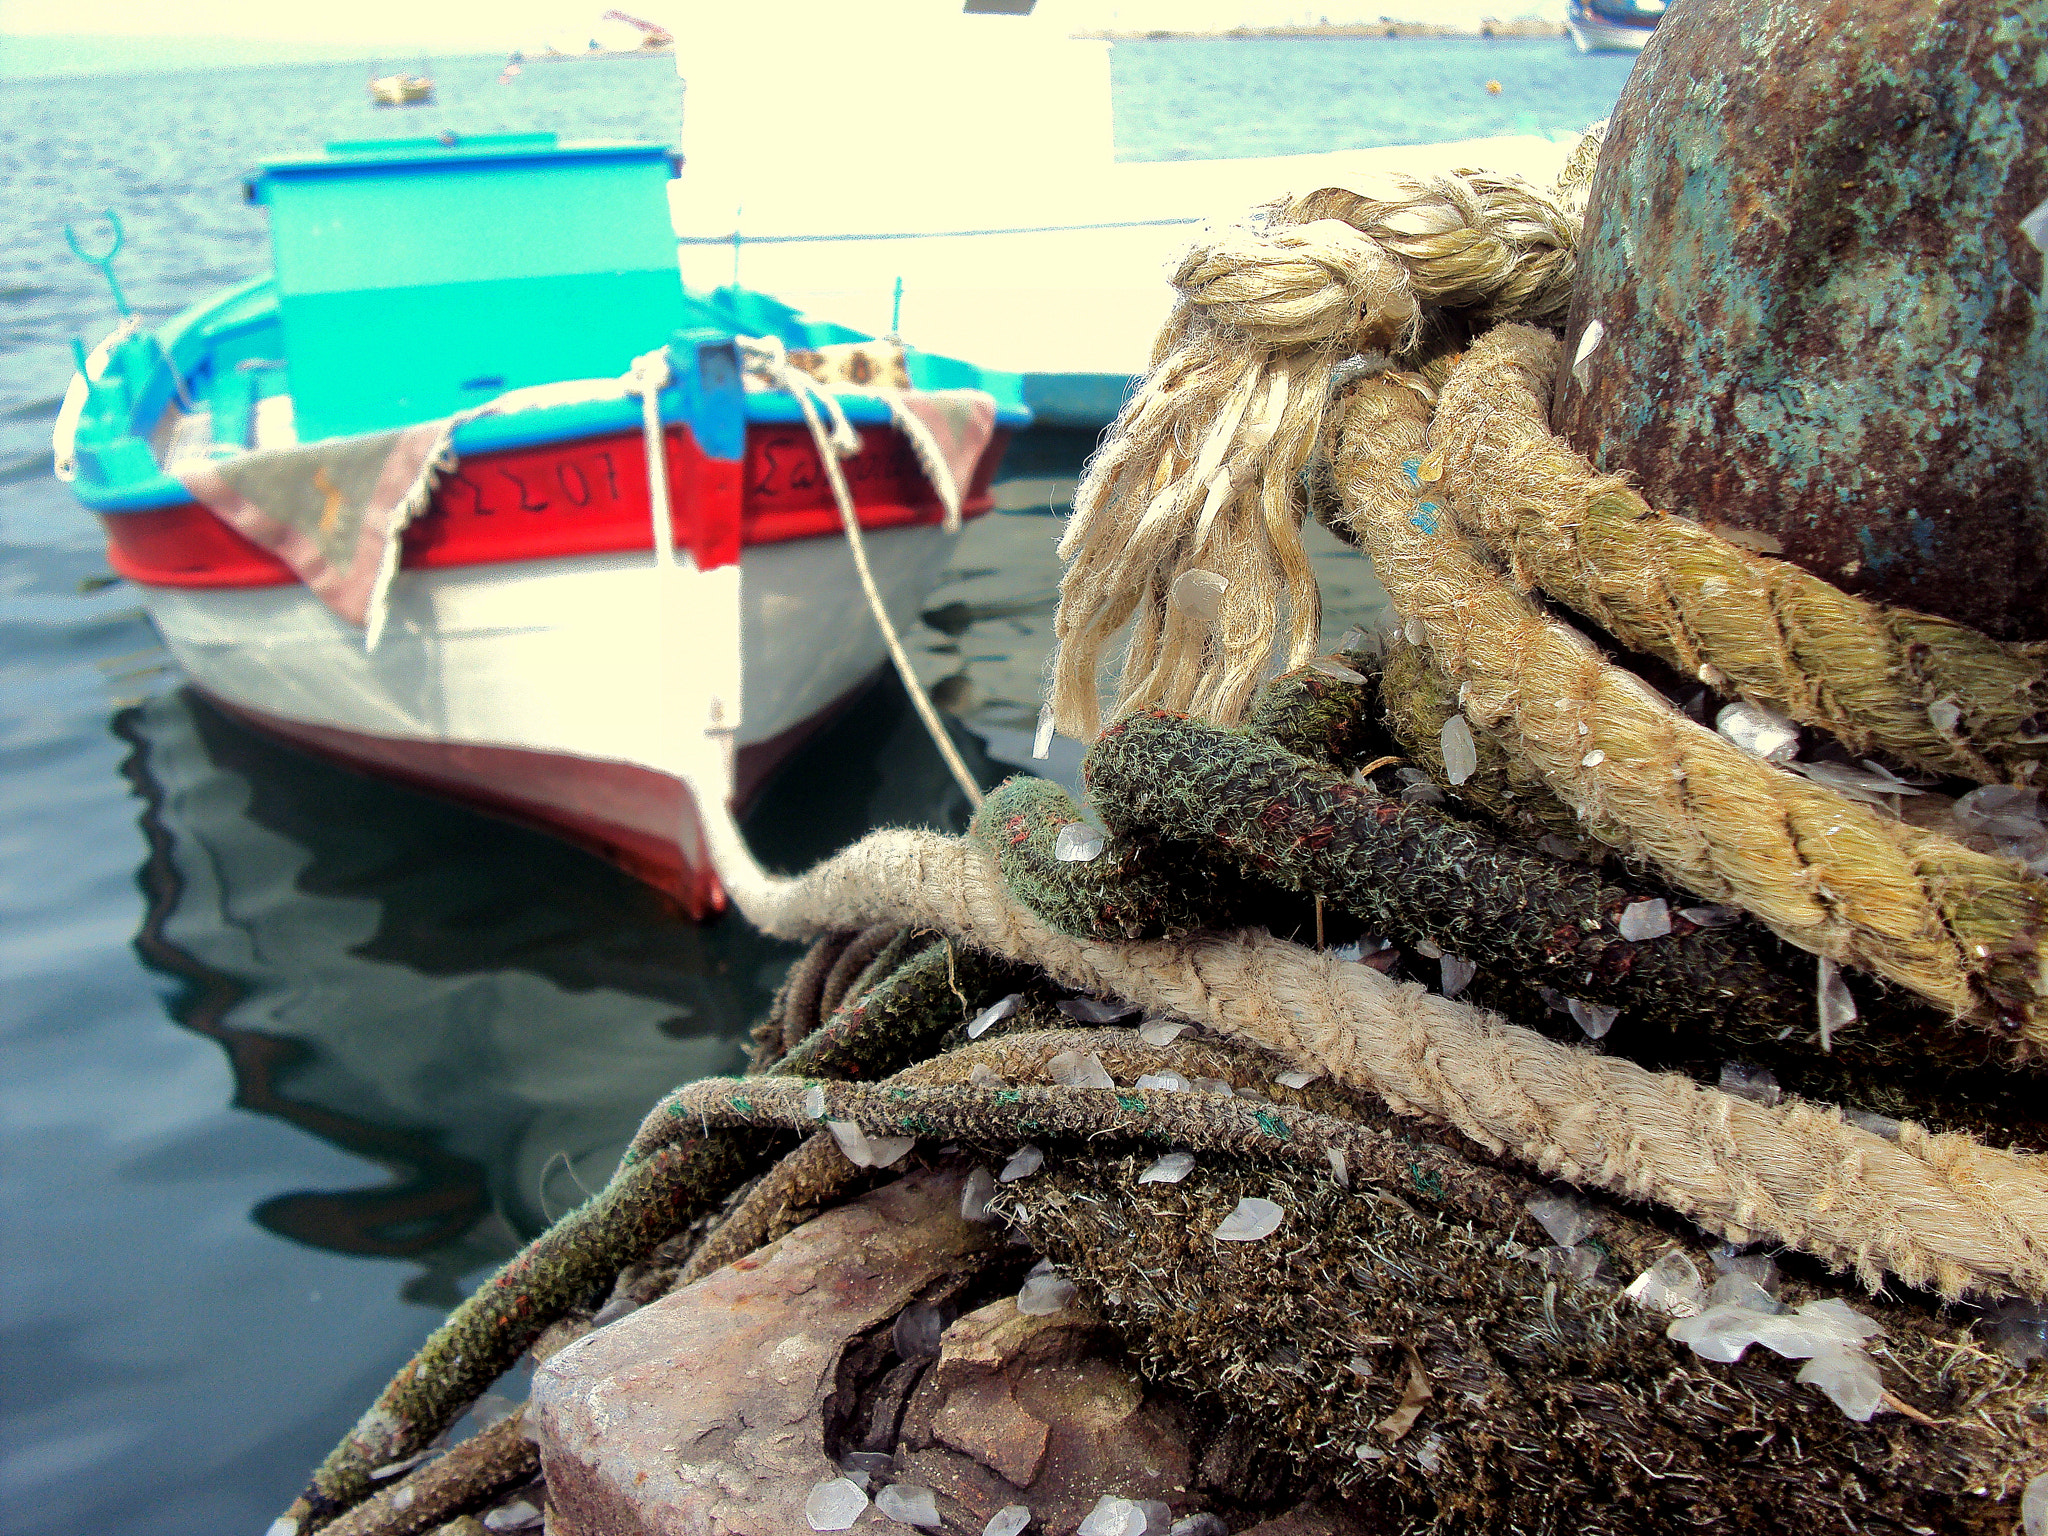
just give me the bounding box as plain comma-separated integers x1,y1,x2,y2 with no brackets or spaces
1173,220,1421,354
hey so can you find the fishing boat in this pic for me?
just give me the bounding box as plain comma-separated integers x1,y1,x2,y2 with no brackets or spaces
1564,0,1664,52
54,132,1027,919
367,72,435,106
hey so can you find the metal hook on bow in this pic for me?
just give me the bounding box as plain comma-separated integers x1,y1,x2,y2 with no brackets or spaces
64,209,131,318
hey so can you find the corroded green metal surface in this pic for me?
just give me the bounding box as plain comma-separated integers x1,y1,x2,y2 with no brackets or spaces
1554,0,2048,640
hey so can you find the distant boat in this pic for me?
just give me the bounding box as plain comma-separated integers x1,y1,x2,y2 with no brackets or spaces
368,73,435,106
1565,0,1664,52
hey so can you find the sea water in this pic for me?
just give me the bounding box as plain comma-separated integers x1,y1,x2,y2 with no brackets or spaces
0,40,1634,1534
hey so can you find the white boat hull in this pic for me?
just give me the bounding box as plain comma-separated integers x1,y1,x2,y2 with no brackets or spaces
140,523,960,913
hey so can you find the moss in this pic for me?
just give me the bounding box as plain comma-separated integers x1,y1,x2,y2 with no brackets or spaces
970,775,1310,941
1000,1150,2044,1535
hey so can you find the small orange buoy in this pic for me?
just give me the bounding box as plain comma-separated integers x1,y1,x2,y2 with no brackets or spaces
1486,79,1504,94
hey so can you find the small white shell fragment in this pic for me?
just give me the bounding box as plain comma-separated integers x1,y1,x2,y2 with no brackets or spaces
1000,1145,1045,1182
2022,196,2048,253
1135,1070,1190,1092
1275,1069,1317,1089
267,1521,301,1536
1717,1061,1781,1106
1033,702,1057,761
1705,1272,1784,1315
1817,956,1858,1052
1328,940,1365,963
960,1166,998,1223
893,1301,948,1360
1138,1017,1191,1046
868,1135,916,1169
1326,1147,1350,1188
1309,658,1368,684
369,1450,436,1481
1716,700,1800,763
1439,714,1479,786
875,1482,944,1528
1977,1301,2048,1366
1795,1346,1885,1421
1926,695,1964,735
1170,1516,1229,1536
1077,1495,1147,1536
968,993,1021,1039
1571,318,1606,387
1214,1196,1285,1242
482,1501,544,1532
843,1451,894,1480
1843,1106,1903,1140
1678,904,1741,928
1338,625,1371,653
1616,898,1671,941
1524,1190,1596,1248
1169,567,1229,624
1059,996,1138,1024
828,1120,877,1167
1404,616,1427,646
968,1062,1003,1087
808,1480,870,1533
1412,936,1443,959
1580,748,1606,767
985,1506,1033,1536
1047,1048,1117,1089
803,1085,828,1120
1625,1248,1704,1317
1054,822,1107,862
1438,955,1477,999
1192,1077,1234,1097
1566,997,1619,1039
1139,1151,1196,1184
1016,1259,1077,1316
2021,1471,2048,1536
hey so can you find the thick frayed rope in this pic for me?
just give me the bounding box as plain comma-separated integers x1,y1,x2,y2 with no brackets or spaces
1048,160,1586,742
1427,324,2048,786
1326,373,2048,1046
699,813,2048,1302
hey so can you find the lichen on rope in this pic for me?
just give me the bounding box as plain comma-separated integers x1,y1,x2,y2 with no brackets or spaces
1426,323,2048,787
1325,371,2048,1046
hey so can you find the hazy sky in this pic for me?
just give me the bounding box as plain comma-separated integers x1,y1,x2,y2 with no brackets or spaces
0,0,1561,53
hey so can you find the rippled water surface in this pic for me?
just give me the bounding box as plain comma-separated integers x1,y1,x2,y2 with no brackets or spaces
0,40,1632,1534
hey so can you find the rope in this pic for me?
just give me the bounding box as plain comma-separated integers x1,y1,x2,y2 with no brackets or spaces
1425,325,2048,786
692,813,2048,1302
737,335,984,809
1326,371,2048,1045
1047,163,1587,742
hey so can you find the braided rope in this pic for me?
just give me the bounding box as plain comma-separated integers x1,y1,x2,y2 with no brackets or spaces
1326,373,2048,1044
1428,324,2048,785
700,816,2048,1301
1049,163,1586,741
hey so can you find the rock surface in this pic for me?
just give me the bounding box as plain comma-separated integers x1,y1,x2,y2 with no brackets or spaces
531,1167,998,1535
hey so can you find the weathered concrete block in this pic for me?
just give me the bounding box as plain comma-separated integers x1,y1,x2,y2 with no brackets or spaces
530,1167,996,1536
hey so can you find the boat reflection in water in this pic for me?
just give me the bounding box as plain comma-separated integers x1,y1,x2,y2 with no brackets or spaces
113,675,991,1304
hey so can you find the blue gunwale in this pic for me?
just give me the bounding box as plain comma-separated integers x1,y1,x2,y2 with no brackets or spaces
72,278,1031,516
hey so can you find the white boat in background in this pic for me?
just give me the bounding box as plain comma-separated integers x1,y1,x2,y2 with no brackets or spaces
1565,0,1664,52
368,72,435,106
667,1,1584,426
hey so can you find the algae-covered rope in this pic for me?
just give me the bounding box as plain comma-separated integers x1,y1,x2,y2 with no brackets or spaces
1429,324,2048,786
1074,709,1843,1048
1004,1154,2043,1536
282,935,1022,1531
698,817,2048,1300
1327,372,2048,1047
